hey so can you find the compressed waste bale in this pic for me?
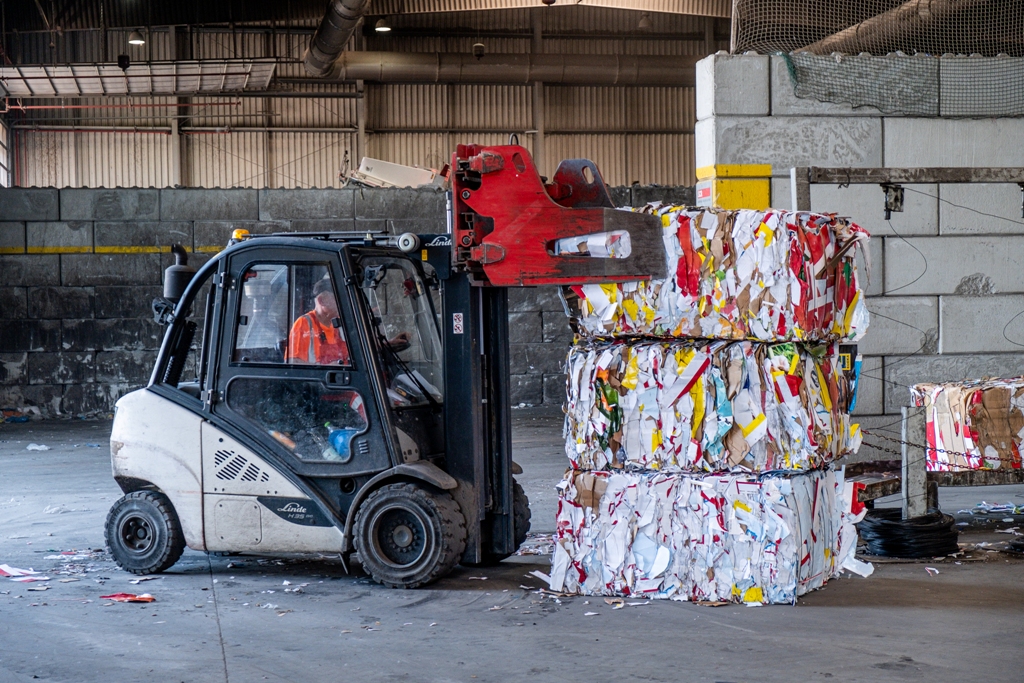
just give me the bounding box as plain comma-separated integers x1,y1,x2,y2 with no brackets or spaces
549,467,871,603
912,379,1024,471
563,206,870,342
564,340,862,473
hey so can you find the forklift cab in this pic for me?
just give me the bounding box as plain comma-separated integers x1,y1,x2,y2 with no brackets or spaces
107,232,527,588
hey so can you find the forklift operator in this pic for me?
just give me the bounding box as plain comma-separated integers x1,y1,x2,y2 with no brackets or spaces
286,277,349,365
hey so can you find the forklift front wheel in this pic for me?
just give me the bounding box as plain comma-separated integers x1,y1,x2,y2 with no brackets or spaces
354,483,466,589
105,491,186,575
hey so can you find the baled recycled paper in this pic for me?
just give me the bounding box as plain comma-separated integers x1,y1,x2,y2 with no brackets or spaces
549,467,869,603
563,340,862,473
563,206,870,343
912,379,1024,471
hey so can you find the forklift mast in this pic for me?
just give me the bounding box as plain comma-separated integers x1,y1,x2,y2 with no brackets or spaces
438,144,666,563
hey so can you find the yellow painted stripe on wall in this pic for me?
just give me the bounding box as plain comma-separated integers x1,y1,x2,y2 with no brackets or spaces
695,164,773,180
0,247,25,254
12,246,206,254
94,246,176,254
26,246,92,254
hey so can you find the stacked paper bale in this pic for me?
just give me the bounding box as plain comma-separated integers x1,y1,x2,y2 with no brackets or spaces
913,379,1024,471
549,205,873,604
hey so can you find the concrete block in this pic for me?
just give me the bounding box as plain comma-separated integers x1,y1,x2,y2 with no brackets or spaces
0,288,28,318
940,295,1024,353
770,179,938,237
0,384,64,416
510,343,567,375
94,221,192,252
609,186,631,207
60,189,160,221
63,382,132,415
0,352,28,385
938,184,1024,235
940,58,1024,117
543,373,567,405
542,310,574,344
0,319,60,352
695,54,769,121
159,252,212,279
160,189,258,220
770,56,885,117
852,356,884,416
193,221,289,251
93,286,166,319
95,350,158,384
859,296,938,356
696,115,883,170
885,236,1024,296
0,255,60,286
28,287,94,320
508,312,542,345
630,185,696,207
509,374,543,406
0,223,26,254
28,351,95,385
885,119,1024,168
286,219,360,234
354,187,446,221
0,189,59,221
62,318,164,352
883,353,1024,413
508,286,565,313
27,222,93,253
258,189,355,220
61,253,161,286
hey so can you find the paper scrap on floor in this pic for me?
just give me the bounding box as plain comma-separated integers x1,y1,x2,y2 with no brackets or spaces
563,206,870,343
549,467,870,603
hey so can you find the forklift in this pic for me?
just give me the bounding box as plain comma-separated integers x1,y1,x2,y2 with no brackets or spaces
104,144,666,588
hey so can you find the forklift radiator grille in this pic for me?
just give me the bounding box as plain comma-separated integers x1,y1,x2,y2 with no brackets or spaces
214,449,271,483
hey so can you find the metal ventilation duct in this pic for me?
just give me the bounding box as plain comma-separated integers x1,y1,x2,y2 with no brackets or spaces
304,0,374,77
326,52,699,85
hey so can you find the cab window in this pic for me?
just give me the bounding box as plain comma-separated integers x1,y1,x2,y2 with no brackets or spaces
232,263,350,366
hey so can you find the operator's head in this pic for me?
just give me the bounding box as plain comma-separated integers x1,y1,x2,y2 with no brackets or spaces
313,277,338,319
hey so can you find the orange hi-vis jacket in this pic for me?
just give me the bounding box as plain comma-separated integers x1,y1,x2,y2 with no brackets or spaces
286,312,350,365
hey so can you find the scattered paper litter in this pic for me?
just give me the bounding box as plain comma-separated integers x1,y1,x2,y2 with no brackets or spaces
529,570,551,583
128,577,160,584
0,564,41,577
924,567,940,576
994,527,1020,534
100,593,155,603
26,586,50,591
26,444,50,451
467,576,488,581
584,611,599,616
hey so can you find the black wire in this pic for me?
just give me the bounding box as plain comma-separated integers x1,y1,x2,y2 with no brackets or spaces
881,219,929,294
856,507,960,558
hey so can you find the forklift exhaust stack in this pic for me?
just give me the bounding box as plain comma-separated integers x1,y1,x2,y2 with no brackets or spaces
163,244,197,304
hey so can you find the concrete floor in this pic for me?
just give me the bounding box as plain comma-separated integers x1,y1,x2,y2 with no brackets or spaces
1,408,1023,683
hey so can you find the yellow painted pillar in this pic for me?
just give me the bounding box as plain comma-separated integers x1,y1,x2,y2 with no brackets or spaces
695,164,772,210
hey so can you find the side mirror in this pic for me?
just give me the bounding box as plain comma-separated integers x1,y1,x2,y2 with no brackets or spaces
164,244,197,303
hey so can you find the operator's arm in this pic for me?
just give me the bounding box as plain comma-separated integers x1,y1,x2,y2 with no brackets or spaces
286,315,312,363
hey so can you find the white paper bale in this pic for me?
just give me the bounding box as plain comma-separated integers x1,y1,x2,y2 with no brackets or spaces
549,467,870,604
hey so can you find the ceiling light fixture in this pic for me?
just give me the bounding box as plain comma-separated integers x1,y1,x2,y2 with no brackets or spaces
374,18,391,33
638,14,652,31
128,30,145,46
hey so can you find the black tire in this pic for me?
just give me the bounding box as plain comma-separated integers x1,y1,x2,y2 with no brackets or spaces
477,478,532,566
353,483,466,588
105,491,186,575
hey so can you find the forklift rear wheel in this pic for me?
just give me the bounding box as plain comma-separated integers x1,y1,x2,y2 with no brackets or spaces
354,483,466,588
105,491,186,575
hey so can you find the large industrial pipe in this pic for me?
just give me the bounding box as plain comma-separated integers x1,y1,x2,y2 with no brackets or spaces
304,0,373,77
325,52,699,86
303,0,376,77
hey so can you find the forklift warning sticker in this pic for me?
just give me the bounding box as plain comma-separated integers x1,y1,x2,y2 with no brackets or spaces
258,497,332,527
453,313,464,334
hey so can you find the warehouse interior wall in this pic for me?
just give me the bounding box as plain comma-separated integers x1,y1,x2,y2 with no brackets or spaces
695,53,1024,463
0,183,692,417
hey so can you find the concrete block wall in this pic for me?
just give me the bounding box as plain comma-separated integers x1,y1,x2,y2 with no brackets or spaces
696,53,1024,462
0,184,692,416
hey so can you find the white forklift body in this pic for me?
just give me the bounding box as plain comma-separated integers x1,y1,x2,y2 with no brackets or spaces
111,388,345,555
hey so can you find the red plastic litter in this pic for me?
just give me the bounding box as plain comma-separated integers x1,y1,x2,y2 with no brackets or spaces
100,593,155,603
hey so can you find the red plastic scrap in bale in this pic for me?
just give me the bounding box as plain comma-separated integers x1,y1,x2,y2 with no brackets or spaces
100,592,155,603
